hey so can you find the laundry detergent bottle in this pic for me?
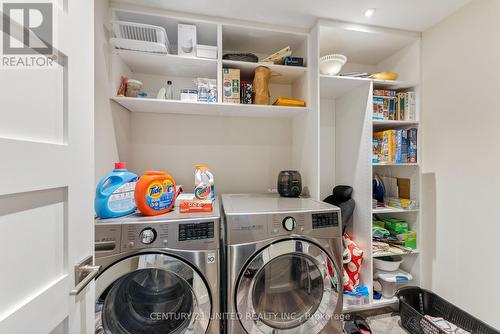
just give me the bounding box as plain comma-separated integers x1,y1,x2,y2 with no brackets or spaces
135,171,177,216
194,164,215,201
95,162,138,219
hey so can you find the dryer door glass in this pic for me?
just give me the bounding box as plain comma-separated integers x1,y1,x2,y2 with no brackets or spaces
236,239,340,334
252,254,323,329
95,253,211,334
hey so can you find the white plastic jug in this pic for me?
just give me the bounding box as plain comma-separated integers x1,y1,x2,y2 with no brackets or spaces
194,165,215,201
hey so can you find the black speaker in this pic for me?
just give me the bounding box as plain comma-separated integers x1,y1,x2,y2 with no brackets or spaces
277,171,302,197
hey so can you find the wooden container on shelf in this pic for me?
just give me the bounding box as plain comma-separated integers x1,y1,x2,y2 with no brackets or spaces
253,66,271,105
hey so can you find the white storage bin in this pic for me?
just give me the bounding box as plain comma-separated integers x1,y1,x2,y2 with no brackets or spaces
110,21,171,54
178,24,197,57
196,45,217,59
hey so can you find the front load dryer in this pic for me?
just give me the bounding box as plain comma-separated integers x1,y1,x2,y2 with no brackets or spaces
222,194,344,334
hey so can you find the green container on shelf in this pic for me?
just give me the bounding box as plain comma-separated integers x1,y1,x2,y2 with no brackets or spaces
384,218,409,236
397,231,417,249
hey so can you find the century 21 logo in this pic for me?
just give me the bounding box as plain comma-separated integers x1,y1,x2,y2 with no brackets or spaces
2,3,53,55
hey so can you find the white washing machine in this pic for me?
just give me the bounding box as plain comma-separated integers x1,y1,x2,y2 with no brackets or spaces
94,201,221,334
222,194,344,334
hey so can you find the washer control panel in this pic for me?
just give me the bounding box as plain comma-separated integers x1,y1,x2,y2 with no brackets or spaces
312,212,339,229
179,222,214,241
121,223,169,251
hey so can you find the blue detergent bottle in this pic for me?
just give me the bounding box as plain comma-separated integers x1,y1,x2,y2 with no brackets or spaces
95,162,138,219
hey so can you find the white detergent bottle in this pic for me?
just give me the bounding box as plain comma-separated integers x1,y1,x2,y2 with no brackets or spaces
194,164,215,201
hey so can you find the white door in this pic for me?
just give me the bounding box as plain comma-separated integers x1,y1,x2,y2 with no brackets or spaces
0,0,94,333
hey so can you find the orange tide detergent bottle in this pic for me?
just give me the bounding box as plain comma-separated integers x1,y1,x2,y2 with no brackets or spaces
135,171,176,216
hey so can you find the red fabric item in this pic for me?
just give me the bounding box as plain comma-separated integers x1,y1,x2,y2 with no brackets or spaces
343,233,364,291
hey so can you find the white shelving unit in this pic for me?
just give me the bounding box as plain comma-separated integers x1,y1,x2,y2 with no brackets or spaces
317,20,422,312
103,3,424,315
110,7,309,116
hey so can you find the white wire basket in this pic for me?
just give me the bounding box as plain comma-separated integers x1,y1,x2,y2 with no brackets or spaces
110,21,171,54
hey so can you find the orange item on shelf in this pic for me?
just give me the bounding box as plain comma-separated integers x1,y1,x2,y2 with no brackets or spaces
179,199,213,213
135,171,176,216
273,97,306,107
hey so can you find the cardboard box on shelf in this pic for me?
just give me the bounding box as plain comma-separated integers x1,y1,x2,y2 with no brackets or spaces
223,68,240,104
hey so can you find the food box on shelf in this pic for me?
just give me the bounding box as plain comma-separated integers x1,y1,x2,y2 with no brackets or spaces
222,68,240,104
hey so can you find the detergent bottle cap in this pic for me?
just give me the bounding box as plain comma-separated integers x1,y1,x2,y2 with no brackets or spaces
195,164,209,170
114,162,127,170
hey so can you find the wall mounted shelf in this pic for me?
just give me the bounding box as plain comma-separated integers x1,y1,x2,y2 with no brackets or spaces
114,49,218,78
112,96,307,118
222,59,307,84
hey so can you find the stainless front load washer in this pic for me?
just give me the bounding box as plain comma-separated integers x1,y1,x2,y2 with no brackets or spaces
222,194,344,334
94,202,220,334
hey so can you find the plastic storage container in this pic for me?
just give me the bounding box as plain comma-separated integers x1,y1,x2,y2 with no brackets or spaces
135,171,177,216
196,44,217,59
374,269,412,298
397,287,499,334
95,162,138,219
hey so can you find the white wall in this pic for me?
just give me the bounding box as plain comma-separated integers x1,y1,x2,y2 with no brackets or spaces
128,113,293,194
421,0,500,328
94,0,131,184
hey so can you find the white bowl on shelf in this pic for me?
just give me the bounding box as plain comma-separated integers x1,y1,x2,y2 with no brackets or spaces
320,54,347,75
373,255,403,272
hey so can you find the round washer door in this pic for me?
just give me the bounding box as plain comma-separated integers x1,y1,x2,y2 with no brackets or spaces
95,253,211,334
236,239,340,334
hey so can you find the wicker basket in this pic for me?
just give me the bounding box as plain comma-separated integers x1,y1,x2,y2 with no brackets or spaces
397,287,499,334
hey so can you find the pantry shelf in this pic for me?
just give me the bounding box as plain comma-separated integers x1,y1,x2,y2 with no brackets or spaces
373,162,419,167
344,296,398,312
112,96,308,118
222,59,307,84
373,207,419,214
114,49,218,77
373,249,420,258
320,75,371,99
372,79,418,90
320,75,417,99
373,120,419,131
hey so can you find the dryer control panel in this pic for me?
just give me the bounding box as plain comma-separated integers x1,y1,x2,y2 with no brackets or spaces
312,212,339,229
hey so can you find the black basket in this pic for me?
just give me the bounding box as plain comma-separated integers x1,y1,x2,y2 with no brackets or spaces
397,286,499,334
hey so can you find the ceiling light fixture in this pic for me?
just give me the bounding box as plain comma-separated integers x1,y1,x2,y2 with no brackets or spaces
364,8,376,17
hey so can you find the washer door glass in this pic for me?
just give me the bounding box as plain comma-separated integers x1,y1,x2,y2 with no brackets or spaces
103,268,194,334
236,239,340,334
95,253,211,334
